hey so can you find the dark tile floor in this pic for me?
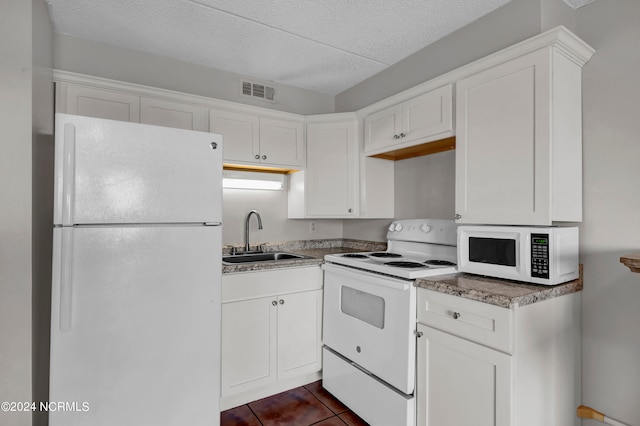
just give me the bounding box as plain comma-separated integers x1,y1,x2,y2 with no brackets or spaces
220,381,369,426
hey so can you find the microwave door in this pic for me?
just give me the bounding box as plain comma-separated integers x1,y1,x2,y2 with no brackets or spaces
458,227,529,281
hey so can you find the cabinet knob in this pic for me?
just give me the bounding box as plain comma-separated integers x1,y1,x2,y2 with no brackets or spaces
452,312,461,320
279,299,285,305
393,134,400,140
262,155,267,160
272,300,277,306
454,214,462,220
348,208,353,213
255,154,261,160
210,142,218,150
416,331,424,338
399,133,406,138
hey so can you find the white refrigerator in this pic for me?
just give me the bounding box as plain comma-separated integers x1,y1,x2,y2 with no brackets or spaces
49,113,223,426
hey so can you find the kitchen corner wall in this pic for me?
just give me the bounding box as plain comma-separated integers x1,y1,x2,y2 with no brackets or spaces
576,2,640,425
0,2,54,426
341,150,456,242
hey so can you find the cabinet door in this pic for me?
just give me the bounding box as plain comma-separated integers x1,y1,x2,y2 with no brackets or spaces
363,103,402,153
305,121,357,217
417,325,512,426
259,118,305,168
402,84,453,144
276,290,323,381
455,49,551,225
221,296,277,397
210,109,260,164
63,84,140,122
140,97,208,131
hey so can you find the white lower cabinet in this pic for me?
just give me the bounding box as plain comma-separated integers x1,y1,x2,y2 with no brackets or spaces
220,266,323,410
417,325,512,426
416,289,581,426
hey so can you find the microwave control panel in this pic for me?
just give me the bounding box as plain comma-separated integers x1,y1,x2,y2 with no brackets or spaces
531,233,550,279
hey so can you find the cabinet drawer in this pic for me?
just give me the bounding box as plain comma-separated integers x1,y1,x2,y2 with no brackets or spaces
417,289,513,353
222,266,322,302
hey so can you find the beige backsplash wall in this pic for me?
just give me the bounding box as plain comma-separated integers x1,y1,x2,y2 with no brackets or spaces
222,185,343,246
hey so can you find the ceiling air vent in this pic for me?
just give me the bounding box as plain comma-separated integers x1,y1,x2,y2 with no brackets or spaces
241,80,276,103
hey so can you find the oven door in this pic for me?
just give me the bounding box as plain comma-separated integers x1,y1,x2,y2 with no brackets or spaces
322,263,416,394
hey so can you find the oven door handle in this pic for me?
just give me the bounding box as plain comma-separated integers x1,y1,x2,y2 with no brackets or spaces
322,263,411,291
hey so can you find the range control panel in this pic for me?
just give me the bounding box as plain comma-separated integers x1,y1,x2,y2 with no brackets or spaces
531,233,550,279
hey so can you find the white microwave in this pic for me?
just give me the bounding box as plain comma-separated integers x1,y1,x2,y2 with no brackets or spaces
457,226,579,285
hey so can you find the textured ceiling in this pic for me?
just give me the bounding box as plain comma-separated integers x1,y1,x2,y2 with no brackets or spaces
47,0,512,95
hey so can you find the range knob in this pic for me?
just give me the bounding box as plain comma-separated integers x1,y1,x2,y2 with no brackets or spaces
420,224,432,233
388,223,396,232
394,223,403,231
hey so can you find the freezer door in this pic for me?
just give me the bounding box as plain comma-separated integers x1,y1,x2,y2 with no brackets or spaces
50,226,221,426
54,113,222,225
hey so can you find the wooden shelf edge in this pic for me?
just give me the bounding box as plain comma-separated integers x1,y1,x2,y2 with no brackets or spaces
620,252,640,273
370,137,456,161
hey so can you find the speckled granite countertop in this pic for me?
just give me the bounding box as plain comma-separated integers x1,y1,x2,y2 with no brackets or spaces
222,239,386,274
414,267,583,309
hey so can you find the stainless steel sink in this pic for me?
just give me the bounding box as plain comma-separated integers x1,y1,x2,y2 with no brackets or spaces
222,252,309,264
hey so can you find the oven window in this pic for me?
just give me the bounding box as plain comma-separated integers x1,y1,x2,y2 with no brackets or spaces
341,286,385,329
469,237,516,267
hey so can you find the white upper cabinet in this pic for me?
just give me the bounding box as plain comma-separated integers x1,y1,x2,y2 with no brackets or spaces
59,84,140,122
289,115,358,218
259,117,304,168
210,109,260,164
140,97,209,131
210,109,304,169
455,34,594,225
364,84,453,155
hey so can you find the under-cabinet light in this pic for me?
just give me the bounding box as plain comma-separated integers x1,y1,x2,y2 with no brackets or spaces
222,170,285,190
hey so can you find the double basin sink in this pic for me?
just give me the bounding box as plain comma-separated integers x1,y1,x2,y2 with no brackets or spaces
222,251,310,264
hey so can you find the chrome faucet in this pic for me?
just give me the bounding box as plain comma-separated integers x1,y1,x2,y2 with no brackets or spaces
244,210,263,252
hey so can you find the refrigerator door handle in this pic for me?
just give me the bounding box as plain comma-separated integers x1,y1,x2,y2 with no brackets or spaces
59,227,74,332
61,123,77,225
204,222,222,226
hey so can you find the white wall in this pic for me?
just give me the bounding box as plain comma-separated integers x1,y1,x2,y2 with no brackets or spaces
0,2,34,425
0,1,53,426
223,185,343,247
32,0,55,425
53,33,334,116
576,2,640,425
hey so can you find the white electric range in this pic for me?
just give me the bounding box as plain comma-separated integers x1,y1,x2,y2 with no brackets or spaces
322,218,459,426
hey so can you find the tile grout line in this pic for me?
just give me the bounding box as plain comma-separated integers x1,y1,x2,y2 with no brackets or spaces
246,403,265,426
303,384,349,425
